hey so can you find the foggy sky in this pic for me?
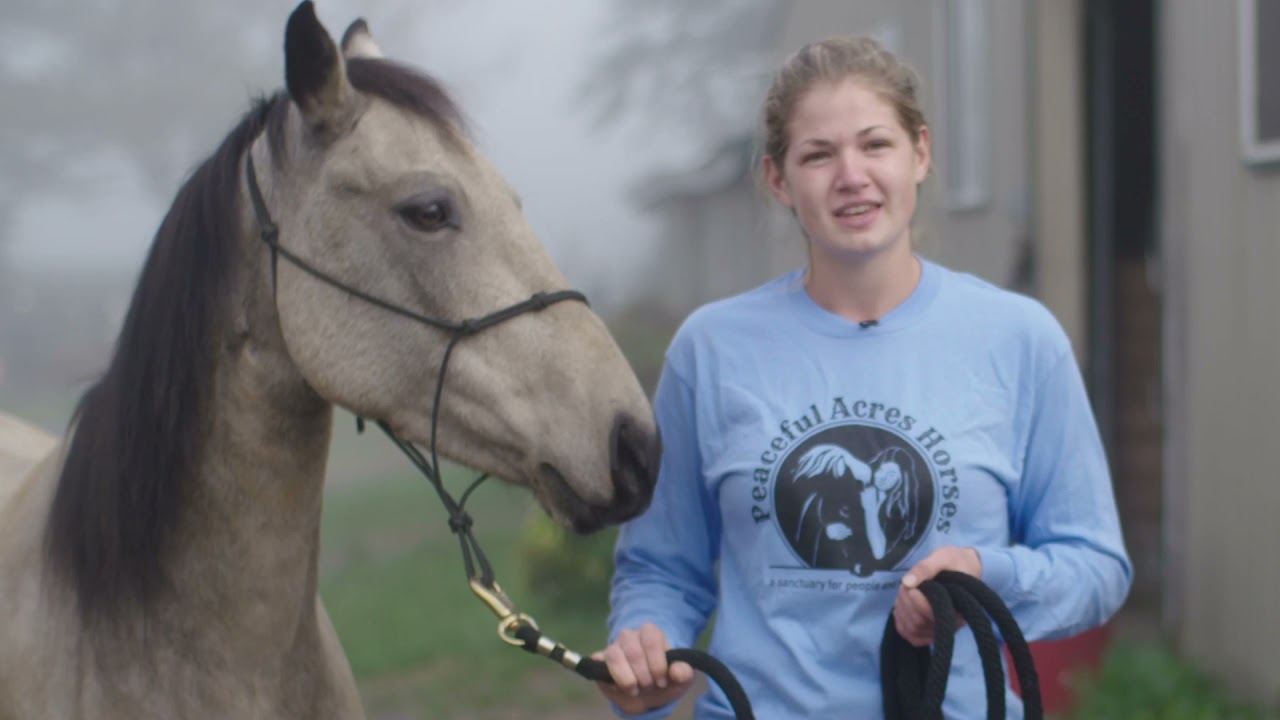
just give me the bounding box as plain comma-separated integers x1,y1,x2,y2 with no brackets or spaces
4,0,711,312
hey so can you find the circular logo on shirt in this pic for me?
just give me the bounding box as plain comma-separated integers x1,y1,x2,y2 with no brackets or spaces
773,424,932,576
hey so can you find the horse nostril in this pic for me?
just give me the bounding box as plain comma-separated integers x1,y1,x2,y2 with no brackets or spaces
610,414,661,513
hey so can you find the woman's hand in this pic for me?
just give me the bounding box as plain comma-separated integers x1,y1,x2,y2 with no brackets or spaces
892,546,983,647
595,622,696,714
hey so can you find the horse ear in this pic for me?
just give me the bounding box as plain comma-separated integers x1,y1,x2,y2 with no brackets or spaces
341,19,385,59
284,1,358,137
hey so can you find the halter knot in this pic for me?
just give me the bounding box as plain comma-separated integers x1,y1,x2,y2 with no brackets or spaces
448,512,475,534
528,291,549,309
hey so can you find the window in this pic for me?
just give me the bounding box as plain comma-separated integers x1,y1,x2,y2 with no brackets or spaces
938,0,991,209
1240,0,1280,165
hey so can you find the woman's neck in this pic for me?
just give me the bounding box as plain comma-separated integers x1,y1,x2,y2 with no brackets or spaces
804,245,922,325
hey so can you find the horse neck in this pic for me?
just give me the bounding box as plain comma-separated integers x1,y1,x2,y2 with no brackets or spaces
154,170,335,659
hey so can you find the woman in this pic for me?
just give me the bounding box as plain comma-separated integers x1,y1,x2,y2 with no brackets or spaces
597,35,1131,719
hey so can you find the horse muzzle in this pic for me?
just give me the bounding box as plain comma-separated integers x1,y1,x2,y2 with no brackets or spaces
538,413,660,534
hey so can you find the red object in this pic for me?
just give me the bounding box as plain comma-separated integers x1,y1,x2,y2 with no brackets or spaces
1007,624,1111,714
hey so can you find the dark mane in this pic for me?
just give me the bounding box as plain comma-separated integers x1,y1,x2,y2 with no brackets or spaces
347,56,467,140
45,57,464,623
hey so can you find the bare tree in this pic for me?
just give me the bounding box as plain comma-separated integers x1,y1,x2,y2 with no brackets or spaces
580,0,785,143
0,0,427,400
3,0,276,197
0,0,425,259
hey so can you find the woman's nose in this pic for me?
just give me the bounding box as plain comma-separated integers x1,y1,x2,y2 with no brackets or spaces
835,150,870,189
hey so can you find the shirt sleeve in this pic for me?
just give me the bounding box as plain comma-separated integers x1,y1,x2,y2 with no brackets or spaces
976,349,1134,641
606,361,721,718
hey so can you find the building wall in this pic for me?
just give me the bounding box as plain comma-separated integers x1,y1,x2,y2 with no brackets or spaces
1031,0,1088,355
644,179,803,319
1161,0,1280,703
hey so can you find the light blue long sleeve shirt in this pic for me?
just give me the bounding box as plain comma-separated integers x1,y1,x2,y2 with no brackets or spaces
608,259,1132,719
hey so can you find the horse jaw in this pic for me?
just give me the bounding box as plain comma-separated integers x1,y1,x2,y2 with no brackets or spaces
378,328,661,535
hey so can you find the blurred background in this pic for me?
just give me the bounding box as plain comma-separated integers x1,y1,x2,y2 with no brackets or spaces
2,0,1278,717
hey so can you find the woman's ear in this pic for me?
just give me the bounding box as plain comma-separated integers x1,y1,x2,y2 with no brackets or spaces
763,155,793,208
912,125,932,184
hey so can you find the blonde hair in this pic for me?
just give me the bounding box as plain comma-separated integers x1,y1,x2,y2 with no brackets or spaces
761,36,928,170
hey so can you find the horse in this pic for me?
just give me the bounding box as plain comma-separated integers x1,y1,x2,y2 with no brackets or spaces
0,3,659,718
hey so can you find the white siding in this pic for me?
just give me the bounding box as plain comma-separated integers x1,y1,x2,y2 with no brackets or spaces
1162,0,1280,703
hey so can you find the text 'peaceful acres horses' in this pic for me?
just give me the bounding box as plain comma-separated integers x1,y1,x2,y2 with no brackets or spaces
0,3,660,717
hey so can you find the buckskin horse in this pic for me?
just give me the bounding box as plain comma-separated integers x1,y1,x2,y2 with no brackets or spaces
0,4,658,717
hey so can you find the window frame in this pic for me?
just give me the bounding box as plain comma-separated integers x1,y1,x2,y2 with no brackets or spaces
1239,0,1280,166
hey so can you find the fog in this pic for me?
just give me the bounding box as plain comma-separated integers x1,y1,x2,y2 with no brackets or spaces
0,0,779,426
3,0,714,306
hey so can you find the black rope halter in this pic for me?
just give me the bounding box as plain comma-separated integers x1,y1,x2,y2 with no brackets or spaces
244,150,754,717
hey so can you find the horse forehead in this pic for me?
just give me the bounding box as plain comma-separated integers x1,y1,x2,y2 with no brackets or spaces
336,100,474,175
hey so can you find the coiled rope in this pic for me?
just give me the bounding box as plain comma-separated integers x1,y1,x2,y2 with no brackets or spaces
881,570,1042,720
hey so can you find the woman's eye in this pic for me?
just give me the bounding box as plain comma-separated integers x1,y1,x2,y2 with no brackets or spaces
800,151,829,164
398,201,454,232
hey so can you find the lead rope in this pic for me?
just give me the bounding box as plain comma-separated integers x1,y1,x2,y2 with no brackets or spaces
365,414,757,719
881,570,1043,720
358,333,754,715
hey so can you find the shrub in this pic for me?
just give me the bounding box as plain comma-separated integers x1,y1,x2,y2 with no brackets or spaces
516,510,619,614
1067,642,1280,719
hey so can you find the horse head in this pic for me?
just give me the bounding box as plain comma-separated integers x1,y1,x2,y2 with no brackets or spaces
252,2,658,532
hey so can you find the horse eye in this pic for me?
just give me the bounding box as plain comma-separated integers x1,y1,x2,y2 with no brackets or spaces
397,200,455,233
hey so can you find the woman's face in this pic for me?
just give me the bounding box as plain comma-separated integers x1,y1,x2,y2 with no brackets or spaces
764,76,930,267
